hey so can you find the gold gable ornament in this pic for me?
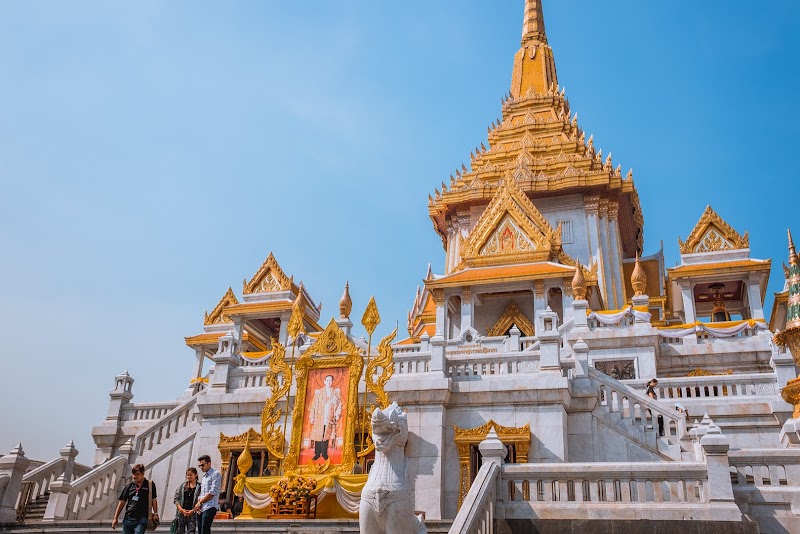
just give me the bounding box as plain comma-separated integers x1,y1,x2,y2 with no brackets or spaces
458,174,576,269
678,206,749,255
204,287,239,325
243,252,294,294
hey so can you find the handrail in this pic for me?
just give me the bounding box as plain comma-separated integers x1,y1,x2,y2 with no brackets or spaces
64,456,128,520
589,367,685,422
623,373,778,401
449,462,499,534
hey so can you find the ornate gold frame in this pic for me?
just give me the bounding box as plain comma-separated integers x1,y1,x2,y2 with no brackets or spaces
454,420,530,508
283,319,364,475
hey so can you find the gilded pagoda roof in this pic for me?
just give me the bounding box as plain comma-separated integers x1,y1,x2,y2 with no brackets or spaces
667,259,771,278
184,331,267,351
427,0,643,258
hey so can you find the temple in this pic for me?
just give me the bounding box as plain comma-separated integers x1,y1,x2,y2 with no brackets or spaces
3,1,800,533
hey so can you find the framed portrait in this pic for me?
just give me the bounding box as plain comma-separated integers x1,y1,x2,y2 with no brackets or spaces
284,320,363,475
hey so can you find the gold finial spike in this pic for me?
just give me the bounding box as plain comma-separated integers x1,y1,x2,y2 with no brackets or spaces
339,281,353,319
287,287,305,340
572,265,587,300
789,229,799,267
631,253,648,297
522,0,548,45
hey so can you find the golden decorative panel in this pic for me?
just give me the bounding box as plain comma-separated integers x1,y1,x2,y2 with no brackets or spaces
204,287,239,325
487,302,535,337
218,428,265,475
679,206,749,254
243,252,293,295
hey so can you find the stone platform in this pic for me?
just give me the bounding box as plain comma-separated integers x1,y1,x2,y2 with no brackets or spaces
0,519,453,534
498,518,760,534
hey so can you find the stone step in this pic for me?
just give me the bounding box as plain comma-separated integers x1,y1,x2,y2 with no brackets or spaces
1,519,454,533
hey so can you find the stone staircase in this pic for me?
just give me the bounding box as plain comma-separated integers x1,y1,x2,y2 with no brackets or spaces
588,367,688,462
1,519,454,533
17,493,48,522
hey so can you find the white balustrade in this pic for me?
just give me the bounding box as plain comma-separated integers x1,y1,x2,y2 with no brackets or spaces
590,368,686,453
446,353,540,379
502,462,708,507
64,456,128,520
394,344,422,355
17,458,66,512
120,402,179,422
624,373,779,401
394,353,430,375
728,449,800,487
134,395,199,457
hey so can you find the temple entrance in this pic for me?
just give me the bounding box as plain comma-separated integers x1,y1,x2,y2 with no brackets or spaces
454,420,530,508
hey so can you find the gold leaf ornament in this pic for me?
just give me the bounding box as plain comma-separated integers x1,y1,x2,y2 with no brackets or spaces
288,291,306,340
260,341,289,459
361,296,381,336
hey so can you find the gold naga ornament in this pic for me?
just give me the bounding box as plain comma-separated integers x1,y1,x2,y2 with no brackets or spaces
260,340,290,462
359,296,381,456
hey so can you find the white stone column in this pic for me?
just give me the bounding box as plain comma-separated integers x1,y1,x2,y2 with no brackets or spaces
93,371,134,464
0,444,31,524
562,280,575,325
700,419,736,506
430,333,446,376
572,300,589,332
508,326,521,352
632,294,650,323
408,403,448,520
460,287,474,333
209,332,238,394
278,311,290,345
678,279,697,345
335,317,353,337
607,201,624,309
43,441,79,521
533,281,546,331
747,274,765,320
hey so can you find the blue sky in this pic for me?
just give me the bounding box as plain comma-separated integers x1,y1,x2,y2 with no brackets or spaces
1,1,798,462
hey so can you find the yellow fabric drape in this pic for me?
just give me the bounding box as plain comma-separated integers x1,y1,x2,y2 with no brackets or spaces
235,474,369,519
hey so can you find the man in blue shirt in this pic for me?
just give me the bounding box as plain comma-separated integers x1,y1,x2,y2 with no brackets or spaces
194,455,222,534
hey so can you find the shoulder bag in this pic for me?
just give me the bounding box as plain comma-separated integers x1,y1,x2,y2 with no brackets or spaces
147,480,160,531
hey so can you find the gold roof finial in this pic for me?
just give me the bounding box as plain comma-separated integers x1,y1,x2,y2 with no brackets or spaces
789,229,799,267
572,265,587,300
339,281,353,319
631,253,647,297
522,0,548,45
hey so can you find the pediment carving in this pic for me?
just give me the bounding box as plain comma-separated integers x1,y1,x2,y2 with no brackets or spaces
204,287,238,325
679,206,749,254
243,252,294,294
459,174,575,268
487,302,535,337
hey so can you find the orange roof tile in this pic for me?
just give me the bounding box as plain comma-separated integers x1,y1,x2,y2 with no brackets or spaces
667,259,771,277
426,262,574,288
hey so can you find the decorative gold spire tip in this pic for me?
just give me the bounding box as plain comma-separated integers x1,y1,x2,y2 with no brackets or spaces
631,253,647,297
572,265,587,300
339,281,353,319
789,229,799,267
361,296,381,336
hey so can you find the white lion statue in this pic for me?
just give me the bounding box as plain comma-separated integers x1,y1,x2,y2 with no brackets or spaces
360,402,426,534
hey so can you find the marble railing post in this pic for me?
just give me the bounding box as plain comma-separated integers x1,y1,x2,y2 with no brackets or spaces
430,332,446,375
43,441,79,521
700,419,734,504
478,427,507,519
93,371,134,464
508,326,521,352
538,307,561,374
572,338,589,379
631,294,650,323
572,300,589,332
420,332,430,353
0,444,31,524
209,332,238,394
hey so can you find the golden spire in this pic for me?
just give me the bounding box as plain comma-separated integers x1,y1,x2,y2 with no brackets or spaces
789,229,799,267
631,254,647,297
287,285,306,340
339,281,352,319
572,265,587,300
521,0,547,45
510,0,558,98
